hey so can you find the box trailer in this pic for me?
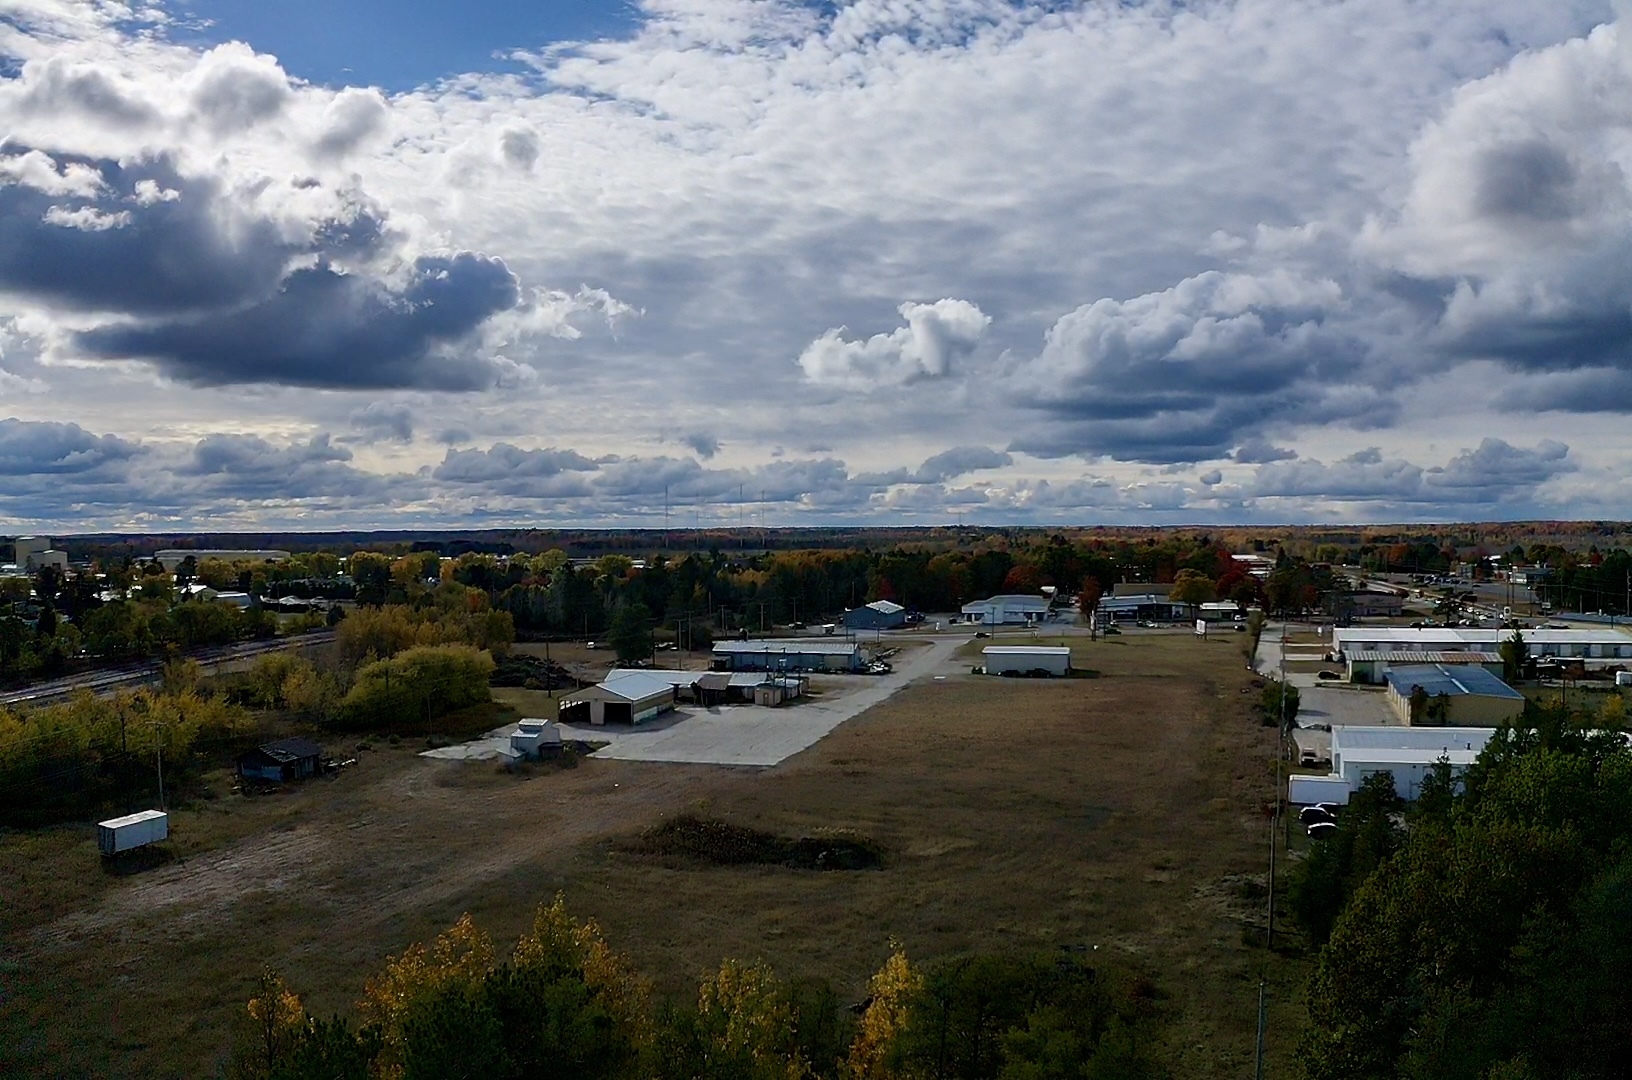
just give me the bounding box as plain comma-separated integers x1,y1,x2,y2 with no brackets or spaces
97,809,168,856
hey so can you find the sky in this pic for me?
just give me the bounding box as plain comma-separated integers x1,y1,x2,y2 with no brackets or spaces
1,0,1631,532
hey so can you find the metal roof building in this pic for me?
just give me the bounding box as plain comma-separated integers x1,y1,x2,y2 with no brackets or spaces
843,599,908,631
712,639,865,672
560,672,678,726
1325,724,1495,801
1345,650,1503,684
961,594,1051,625
1383,664,1526,726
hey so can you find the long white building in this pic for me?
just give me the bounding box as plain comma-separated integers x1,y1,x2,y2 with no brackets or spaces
1290,725,1495,805
961,594,1051,625
1332,625,1632,661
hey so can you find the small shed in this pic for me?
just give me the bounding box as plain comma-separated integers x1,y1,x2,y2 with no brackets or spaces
510,718,563,760
843,600,908,632
237,737,323,783
983,645,1071,677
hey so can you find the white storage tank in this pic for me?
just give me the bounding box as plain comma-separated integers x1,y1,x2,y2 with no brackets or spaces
97,809,168,856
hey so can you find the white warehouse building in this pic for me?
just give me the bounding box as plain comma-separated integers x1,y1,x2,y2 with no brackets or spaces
1290,725,1495,805
961,594,1051,625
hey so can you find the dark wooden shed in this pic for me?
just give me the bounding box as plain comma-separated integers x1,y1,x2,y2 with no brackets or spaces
237,737,323,783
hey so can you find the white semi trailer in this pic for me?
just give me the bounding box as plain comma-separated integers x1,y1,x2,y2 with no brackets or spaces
97,809,168,856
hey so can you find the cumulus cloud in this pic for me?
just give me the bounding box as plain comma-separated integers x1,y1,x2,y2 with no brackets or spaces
185,43,294,135
797,299,990,389
1010,270,1368,463
313,87,390,159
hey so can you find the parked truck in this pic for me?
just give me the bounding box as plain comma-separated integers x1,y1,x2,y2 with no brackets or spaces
97,809,168,856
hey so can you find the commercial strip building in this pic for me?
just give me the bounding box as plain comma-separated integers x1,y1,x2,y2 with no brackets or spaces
982,645,1071,677
961,594,1051,625
1290,725,1495,805
1332,626,1632,661
1345,650,1503,684
842,599,908,631
712,639,866,673
1383,665,1527,726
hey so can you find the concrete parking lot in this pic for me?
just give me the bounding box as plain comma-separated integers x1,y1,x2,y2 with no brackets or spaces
426,636,968,768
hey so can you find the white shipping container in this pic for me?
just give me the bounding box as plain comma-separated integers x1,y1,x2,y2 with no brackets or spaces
97,809,168,855
1616,671,1632,687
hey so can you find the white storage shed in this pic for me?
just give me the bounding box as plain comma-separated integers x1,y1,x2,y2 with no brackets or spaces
982,645,1071,676
510,718,563,759
97,809,169,856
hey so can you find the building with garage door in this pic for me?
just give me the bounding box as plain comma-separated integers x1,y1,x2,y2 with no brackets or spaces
559,672,677,726
1384,664,1526,726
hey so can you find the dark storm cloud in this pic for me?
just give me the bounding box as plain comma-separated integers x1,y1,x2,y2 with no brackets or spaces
1233,438,1298,464
77,254,523,390
0,150,322,316
0,416,140,475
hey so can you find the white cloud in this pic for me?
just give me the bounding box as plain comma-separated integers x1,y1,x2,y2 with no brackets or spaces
797,299,990,389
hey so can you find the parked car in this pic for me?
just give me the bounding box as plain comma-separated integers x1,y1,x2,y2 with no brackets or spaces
1316,670,1342,680
1299,748,1320,767
974,631,990,638
1307,821,1338,839
1103,625,1121,635
1313,802,1343,816
1233,624,1247,632
1298,806,1334,826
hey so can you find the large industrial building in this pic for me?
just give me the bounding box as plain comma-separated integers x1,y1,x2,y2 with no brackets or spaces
982,645,1071,676
1383,664,1527,726
1333,626,1632,661
712,639,866,673
843,599,907,631
1303,725,1496,803
961,594,1051,625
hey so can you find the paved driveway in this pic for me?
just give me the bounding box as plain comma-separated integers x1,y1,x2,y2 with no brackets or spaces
1298,684,1395,728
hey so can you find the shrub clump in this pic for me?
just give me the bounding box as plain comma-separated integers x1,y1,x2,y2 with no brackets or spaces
621,814,883,871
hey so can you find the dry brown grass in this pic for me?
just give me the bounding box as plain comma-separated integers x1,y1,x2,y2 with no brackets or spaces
0,632,1306,1079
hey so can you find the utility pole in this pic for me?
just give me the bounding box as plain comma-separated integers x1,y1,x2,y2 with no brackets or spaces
151,721,166,811
1254,980,1267,1080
